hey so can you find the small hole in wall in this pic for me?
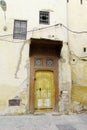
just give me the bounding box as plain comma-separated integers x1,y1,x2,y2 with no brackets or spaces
3,26,7,31
73,59,75,61
9,99,20,106
81,0,83,4
83,47,86,52
66,42,68,45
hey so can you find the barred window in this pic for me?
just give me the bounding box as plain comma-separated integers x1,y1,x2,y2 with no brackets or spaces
35,58,43,67
39,11,49,25
13,20,27,40
46,59,54,67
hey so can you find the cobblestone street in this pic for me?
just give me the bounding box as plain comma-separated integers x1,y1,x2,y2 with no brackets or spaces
0,113,87,130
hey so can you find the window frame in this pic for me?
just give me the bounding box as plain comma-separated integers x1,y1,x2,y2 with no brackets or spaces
39,11,50,25
13,20,27,40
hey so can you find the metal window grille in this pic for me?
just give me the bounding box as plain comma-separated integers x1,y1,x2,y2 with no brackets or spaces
35,58,43,67
39,11,49,25
46,59,54,67
13,20,27,40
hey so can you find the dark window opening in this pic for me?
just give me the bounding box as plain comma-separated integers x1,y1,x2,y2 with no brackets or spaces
39,11,50,25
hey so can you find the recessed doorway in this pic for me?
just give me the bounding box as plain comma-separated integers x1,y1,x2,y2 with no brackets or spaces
29,38,62,113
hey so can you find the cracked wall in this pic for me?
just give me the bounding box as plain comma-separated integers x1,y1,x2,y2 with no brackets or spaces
0,41,29,115
68,0,87,113
58,43,72,114
1,0,87,115
71,61,87,113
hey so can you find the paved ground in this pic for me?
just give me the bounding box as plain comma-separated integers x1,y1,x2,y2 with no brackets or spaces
0,113,87,130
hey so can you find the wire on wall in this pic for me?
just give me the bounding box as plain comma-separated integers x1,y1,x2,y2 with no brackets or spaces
68,50,87,65
0,38,26,43
0,22,87,44
0,23,87,43
1,23,87,41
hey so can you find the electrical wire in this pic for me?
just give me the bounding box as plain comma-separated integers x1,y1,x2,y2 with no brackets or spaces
0,38,26,43
69,51,87,65
0,23,60,38
1,23,87,39
0,21,87,66
62,24,87,34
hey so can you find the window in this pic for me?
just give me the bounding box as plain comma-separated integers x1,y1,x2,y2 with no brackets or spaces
13,20,27,40
39,11,49,25
35,58,43,67
46,59,54,67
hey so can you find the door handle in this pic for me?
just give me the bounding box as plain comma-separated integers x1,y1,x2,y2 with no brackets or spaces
34,77,36,80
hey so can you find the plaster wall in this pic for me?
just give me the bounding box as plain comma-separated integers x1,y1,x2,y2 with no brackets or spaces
0,0,71,115
68,0,87,112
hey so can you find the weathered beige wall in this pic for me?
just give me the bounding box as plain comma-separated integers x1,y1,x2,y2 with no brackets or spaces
1,0,87,115
68,0,87,112
58,43,71,114
0,41,29,114
71,61,87,112
0,0,69,115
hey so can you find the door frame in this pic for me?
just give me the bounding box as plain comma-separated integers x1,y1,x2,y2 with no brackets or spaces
29,38,62,113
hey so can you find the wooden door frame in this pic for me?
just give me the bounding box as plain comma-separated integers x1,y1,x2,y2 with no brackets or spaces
29,38,62,113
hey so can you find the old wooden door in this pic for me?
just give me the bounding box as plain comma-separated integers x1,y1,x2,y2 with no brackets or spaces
29,39,62,113
34,71,55,111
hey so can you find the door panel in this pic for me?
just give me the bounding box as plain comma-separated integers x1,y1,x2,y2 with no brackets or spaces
34,71,55,110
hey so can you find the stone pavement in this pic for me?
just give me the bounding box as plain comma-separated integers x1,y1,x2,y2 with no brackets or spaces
0,113,87,130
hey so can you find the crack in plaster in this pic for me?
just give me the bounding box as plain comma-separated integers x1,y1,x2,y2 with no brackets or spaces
15,42,27,79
